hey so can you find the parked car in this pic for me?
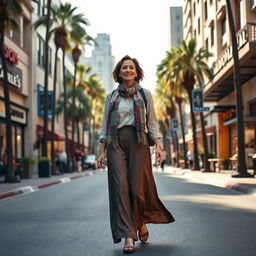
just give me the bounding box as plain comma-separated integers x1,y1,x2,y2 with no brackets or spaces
83,154,96,170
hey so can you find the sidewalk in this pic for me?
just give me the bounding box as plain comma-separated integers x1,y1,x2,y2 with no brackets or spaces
0,170,103,200
157,165,256,196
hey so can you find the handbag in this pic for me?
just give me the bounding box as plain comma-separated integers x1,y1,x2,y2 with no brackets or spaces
139,89,155,147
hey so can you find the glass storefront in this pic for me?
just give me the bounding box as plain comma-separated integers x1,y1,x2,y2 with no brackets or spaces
0,121,24,162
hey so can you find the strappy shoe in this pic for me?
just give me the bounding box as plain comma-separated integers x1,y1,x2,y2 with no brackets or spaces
138,230,149,244
123,239,135,254
123,245,135,254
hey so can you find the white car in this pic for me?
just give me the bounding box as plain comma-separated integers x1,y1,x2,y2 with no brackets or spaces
83,154,96,170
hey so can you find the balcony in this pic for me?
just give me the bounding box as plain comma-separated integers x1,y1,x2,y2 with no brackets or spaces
204,23,256,102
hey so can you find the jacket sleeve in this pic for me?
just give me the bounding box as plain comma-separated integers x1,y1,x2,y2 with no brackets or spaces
99,93,111,143
145,89,162,140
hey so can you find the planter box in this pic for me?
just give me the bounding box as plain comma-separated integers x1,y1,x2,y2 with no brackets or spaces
38,161,50,178
22,165,33,179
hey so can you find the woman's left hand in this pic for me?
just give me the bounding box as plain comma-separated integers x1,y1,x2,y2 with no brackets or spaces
154,139,163,166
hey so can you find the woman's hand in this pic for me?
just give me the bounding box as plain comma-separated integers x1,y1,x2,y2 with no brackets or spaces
154,138,163,166
97,151,106,169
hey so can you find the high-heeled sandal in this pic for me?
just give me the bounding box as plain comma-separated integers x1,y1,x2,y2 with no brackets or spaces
138,231,149,243
123,240,135,254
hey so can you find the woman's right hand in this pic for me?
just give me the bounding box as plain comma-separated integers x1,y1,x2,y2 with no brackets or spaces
97,152,106,169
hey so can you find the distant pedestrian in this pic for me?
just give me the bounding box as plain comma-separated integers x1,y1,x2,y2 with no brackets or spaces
161,150,167,171
97,55,175,254
187,150,194,169
58,149,67,175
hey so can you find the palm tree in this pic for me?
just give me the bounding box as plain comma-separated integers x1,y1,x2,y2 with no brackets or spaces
41,0,52,158
35,2,90,172
226,0,249,177
171,40,212,170
84,74,106,153
70,26,95,171
155,78,178,166
0,0,22,182
173,87,189,169
56,86,91,141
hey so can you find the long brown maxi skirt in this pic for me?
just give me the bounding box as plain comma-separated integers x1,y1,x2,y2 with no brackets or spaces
107,126,175,243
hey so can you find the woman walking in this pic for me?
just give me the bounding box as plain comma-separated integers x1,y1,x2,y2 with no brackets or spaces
97,55,175,253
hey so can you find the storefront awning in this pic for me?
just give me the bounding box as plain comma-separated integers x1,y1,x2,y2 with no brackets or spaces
210,105,236,113
37,125,65,141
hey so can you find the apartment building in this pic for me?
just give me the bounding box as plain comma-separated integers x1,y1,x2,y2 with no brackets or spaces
0,0,77,168
0,0,34,161
183,0,256,165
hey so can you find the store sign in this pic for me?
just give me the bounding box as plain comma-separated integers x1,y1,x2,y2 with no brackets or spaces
171,118,179,131
37,84,53,119
0,57,22,89
192,89,210,112
0,100,27,124
3,45,19,65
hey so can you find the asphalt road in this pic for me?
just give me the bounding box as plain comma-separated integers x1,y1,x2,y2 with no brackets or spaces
0,170,256,256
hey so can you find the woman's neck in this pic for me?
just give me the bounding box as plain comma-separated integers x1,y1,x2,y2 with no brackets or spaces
122,80,134,89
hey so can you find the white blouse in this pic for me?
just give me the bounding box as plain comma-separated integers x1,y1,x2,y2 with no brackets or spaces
99,88,161,142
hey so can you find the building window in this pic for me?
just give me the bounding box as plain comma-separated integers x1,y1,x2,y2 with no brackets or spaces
198,18,201,35
193,2,196,16
221,17,227,45
37,0,46,16
176,25,180,33
204,1,208,21
251,0,256,8
249,100,256,116
205,38,209,52
48,47,52,75
37,34,52,73
210,23,214,46
37,34,45,67
194,29,197,38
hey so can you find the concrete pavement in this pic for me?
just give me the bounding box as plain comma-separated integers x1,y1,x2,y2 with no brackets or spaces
156,166,256,196
0,165,256,200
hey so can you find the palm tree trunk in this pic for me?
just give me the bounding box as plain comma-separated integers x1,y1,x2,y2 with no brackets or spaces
91,117,96,154
82,122,85,153
226,0,249,176
199,112,211,172
174,131,180,167
76,119,80,150
170,129,176,166
178,101,188,168
62,49,70,172
0,34,15,182
187,89,200,170
51,47,59,174
71,62,77,171
42,0,52,157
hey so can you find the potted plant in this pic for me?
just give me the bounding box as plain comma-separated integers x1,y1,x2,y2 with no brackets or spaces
20,157,36,179
222,158,230,170
38,157,51,178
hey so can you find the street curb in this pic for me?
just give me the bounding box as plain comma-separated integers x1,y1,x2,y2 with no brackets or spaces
162,168,256,196
0,170,104,200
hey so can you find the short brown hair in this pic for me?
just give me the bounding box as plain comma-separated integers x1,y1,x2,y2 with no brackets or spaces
112,55,144,83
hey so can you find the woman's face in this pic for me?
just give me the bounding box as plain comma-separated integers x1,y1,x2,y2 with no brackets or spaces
119,60,138,83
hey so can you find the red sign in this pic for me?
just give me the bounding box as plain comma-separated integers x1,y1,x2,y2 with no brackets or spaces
3,44,19,65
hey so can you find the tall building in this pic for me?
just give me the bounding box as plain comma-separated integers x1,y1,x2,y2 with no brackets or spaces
169,7,183,47
81,33,115,93
183,0,256,167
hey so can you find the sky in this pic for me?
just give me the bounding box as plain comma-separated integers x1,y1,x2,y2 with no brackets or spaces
63,0,183,92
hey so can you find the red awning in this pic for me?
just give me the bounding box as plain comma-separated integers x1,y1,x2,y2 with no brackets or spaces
37,125,65,141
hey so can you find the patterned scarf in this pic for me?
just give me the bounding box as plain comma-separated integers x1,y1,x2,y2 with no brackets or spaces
106,82,147,147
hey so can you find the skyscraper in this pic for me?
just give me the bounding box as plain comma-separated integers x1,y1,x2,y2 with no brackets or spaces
169,7,183,48
81,33,115,92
